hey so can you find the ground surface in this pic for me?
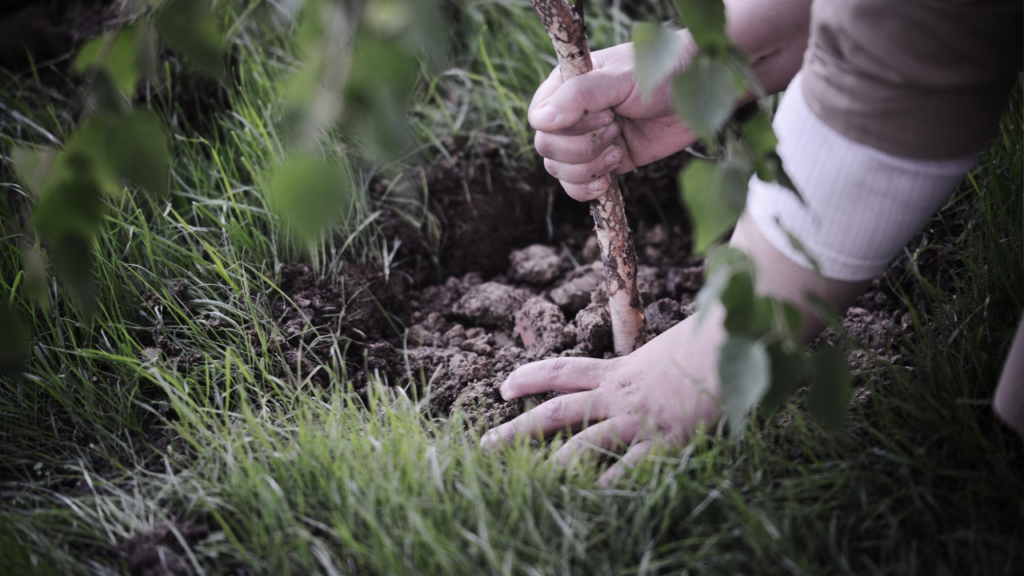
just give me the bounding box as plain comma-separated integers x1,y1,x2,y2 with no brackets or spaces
1,2,1022,575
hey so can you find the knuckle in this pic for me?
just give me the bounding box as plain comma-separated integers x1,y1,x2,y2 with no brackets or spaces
543,158,561,179
534,132,553,158
547,357,571,378
562,182,591,202
545,399,565,424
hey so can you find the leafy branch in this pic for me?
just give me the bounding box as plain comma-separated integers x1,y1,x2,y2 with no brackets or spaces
633,0,851,434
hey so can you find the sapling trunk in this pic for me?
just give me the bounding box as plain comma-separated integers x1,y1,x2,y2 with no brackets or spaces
530,0,646,355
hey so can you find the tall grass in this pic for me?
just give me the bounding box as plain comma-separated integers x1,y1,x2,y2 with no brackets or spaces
1,1,1021,575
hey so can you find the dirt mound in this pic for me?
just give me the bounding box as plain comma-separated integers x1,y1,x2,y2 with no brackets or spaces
268,142,910,426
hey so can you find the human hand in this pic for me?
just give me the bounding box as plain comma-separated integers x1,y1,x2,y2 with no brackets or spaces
479,309,725,486
529,38,698,202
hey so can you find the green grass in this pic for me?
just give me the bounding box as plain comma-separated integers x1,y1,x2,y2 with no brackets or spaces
1,1,1022,574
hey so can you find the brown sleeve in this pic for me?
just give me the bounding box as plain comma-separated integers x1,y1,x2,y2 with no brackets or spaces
801,0,1022,159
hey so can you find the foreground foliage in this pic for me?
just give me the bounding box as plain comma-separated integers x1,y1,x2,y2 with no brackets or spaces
1,1,1021,574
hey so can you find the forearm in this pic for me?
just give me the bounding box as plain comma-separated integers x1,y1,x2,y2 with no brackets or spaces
730,215,868,343
726,0,813,96
672,0,811,97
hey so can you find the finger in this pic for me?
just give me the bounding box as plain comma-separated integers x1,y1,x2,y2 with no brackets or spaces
596,440,655,488
551,109,615,137
480,392,607,451
528,67,564,115
529,68,635,132
534,123,620,164
500,357,608,400
560,177,613,203
544,146,624,185
550,417,641,467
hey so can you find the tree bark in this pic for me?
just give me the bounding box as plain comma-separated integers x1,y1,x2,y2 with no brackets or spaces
530,0,646,355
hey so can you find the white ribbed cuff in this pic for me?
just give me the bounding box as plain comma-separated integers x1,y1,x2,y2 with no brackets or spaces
746,72,980,282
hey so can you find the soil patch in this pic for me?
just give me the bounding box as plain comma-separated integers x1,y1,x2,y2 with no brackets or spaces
270,141,911,426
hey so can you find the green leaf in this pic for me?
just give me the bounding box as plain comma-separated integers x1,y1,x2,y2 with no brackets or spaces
633,22,683,100
155,0,224,77
364,0,449,71
32,164,106,243
807,345,853,432
673,0,729,53
52,235,97,316
720,271,773,337
73,26,142,97
759,343,808,415
344,37,420,161
680,158,751,252
266,155,351,249
742,112,777,157
107,111,170,196
63,117,120,192
719,335,771,438
11,147,45,196
0,302,30,375
694,245,747,327
671,55,740,142
21,244,49,309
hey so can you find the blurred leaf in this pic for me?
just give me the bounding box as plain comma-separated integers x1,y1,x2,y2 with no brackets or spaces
632,22,682,100
680,158,751,252
365,0,448,70
52,235,97,316
760,343,807,415
107,111,170,196
720,271,773,337
32,163,105,243
266,155,350,248
807,345,853,432
137,20,159,83
742,112,777,157
694,245,747,327
63,117,119,192
778,219,821,276
88,71,131,115
11,147,45,196
344,37,419,161
0,302,30,375
21,244,49,309
673,0,729,53
73,26,141,97
155,0,224,77
671,55,739,142
719,335,771,438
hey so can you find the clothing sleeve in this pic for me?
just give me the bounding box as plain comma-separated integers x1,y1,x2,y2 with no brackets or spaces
746,73,979,282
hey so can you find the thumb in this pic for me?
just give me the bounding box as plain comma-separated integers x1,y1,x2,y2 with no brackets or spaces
528,68,635,133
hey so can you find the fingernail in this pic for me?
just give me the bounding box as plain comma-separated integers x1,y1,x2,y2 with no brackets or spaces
601,123,620,142
604,145,623,165
479,429,500,450
531,105,558,128
499,378,511,400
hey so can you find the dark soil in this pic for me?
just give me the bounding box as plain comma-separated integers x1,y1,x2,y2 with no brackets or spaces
271,140,911,427
119,520,211,576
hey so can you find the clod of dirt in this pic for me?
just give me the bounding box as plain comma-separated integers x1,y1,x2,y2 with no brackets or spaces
665,265,704,298
450,281,531,329
513,297,576,356
644,298,685,335
508,244,569,286
450,346,533,426
120,521,209,576
573,302,613,357
549,262,603,314
637,265,667,303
